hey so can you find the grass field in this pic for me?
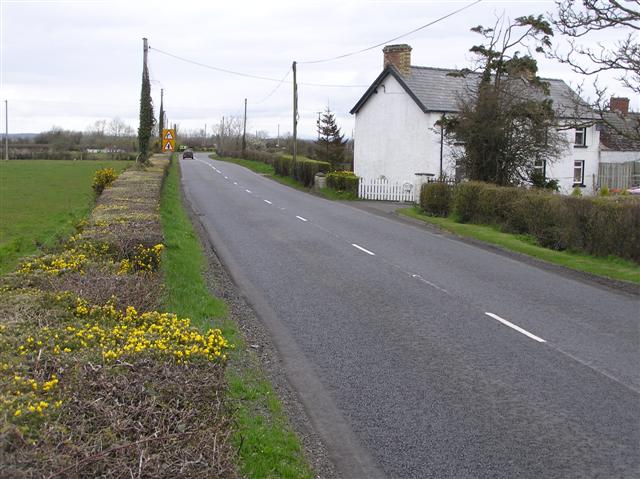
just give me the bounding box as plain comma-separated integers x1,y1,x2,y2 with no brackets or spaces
0,160,132,274
399,207,640,284
160,158,314,478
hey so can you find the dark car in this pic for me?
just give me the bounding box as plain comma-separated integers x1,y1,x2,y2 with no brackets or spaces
182,149,194,159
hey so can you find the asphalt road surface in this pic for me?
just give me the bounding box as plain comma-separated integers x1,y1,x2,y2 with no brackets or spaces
181,153,639,479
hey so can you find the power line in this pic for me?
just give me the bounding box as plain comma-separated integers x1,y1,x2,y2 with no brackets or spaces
254,69,291,104
298,0,484,64
149,46,368,88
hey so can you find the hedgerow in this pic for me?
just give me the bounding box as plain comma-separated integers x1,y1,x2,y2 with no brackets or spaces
0,155,238,477
419,181,640,263
326,171,359,194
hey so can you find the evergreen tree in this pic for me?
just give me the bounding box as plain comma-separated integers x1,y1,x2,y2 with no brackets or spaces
315,107,347,168
138,60,154,163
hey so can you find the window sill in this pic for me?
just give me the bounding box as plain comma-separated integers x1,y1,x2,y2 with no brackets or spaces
573,145,588,149
572,183,586,188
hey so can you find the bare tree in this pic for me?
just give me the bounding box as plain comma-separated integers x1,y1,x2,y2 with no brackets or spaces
550,1,640,139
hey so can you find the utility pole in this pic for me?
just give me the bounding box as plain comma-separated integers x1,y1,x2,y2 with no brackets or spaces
221,116,225,151
204,123,207,148
242,98,247,156
4,100,8,161
277,123,280,147
159,88,164,140
292,61,298,162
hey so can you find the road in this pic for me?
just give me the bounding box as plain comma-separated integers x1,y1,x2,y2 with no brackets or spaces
181,153,639,479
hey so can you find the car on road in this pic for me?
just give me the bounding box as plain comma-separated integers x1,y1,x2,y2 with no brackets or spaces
627,186,640,195
182,149,194,160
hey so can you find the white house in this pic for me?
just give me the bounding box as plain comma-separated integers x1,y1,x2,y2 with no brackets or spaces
350,44,600,196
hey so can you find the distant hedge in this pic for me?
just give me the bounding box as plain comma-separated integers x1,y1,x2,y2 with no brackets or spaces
8,151,138,161
274,156,331,187
420,181,640,263
326,171,359,194
217,148,278,165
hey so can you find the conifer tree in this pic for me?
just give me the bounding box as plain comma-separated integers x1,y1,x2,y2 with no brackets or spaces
315,107,347,168
138,60,154,163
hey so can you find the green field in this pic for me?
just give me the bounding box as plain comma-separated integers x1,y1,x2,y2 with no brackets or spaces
0,159,132,274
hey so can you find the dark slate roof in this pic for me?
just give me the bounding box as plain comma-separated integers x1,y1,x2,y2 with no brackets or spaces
600,112,640,151
350,65,594,118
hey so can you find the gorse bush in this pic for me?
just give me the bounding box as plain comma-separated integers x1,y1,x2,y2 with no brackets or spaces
419,180,640,263
92,168,118,195
326,171,359,194
419,182,453,217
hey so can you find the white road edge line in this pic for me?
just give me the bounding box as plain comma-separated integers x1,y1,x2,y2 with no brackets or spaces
296,215,308,222
352,244,375,256
484,312,546,343
264,200,272,205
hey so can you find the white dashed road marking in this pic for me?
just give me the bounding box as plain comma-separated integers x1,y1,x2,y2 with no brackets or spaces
264,200,272,205
484,312,546,343
296,216,308,222
352,244,375,256
245,189,252,194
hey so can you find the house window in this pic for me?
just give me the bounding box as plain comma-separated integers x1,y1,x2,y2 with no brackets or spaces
573,160,585,186
533,159,546,179
574,127,587,147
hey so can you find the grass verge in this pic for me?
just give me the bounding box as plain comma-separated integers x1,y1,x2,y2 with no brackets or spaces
399,206,640,284
161,157,315,478
0,160,132,274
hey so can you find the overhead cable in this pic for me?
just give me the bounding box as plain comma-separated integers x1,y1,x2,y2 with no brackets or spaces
298,0,484,64
149,46,367,88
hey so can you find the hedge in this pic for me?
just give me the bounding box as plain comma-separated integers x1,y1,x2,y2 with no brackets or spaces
419,182,453,217
326,171,359,194
216,148,279,165
274,156,331,187
419,181,640,263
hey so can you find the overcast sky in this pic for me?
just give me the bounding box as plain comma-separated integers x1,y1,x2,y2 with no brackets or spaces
1,0,633,139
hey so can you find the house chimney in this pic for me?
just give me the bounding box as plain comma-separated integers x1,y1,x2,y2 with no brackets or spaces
610,97,630,114
383,44,412,76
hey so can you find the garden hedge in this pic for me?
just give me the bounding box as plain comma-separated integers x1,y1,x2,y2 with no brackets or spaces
420,181,640,263
326,171,359,194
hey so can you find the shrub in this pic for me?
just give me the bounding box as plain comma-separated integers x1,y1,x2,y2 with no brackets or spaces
327,171,359,194
452,182,486,222
273,155,292,177
571,186,583,197
420,182,453,217
475,184,521,226
92,168,118,195
598,186,610,197
292,158,331,186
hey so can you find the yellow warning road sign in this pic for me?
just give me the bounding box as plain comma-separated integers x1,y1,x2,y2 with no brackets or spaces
162,129,175,151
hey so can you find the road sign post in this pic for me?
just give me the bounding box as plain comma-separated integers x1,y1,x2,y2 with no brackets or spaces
162,128,175,152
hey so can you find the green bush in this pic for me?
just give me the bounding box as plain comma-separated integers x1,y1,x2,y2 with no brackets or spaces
273,156,293,177
92,168,118,195
292,158,331,186
420,182,453,217
452,182,486,223
327,171,359,194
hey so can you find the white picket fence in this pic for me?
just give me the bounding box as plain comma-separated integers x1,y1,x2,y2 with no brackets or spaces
358,177,417,202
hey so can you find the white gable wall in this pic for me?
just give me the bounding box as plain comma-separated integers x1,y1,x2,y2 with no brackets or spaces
354,75,445,184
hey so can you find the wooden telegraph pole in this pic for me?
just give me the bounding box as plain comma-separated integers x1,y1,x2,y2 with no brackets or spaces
242,98,247,156
292,61,298,162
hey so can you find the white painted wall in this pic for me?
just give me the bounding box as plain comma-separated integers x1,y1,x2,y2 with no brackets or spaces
354,75,449,189
545,125,600,195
